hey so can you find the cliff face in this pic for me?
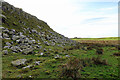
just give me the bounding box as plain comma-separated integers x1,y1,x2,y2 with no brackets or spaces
1,1,76,54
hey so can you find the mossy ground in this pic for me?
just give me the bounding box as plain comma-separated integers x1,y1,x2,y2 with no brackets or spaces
2,38,120,79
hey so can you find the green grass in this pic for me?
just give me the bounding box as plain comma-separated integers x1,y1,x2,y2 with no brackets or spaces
2,44,120,78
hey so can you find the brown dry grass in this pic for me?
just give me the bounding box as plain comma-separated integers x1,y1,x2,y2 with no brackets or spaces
77,40,119,45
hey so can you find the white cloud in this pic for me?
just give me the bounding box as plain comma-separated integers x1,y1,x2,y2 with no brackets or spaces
4,0,118,38
100,6,117,11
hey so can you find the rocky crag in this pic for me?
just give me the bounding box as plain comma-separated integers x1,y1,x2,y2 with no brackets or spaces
1,1,77,55
0,1,80,78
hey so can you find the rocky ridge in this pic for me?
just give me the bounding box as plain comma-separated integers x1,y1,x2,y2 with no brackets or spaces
1,1,77,55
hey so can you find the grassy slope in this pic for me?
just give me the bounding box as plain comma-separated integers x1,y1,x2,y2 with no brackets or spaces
2,38,120,78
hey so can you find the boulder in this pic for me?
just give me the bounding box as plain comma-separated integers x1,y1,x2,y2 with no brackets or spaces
12,35,19,40
37,25,42,29
32,30,37,33
11,59,27,67
44,41,49,46
3,29,9,33
6,42,11,46
9,30,15,35
2,50,8,55
3,33,9,38
40,52,44,56
22,48,34,55
34,61,41,65
54,54,61,59
22,65,33,69
65,55,70,57
4,46,10,49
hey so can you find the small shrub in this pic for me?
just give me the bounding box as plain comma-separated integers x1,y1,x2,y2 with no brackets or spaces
92,56,108,65
18,68,30,73
59,58,82,79
87,46,93,50
96,48,104,55
113,52,120,56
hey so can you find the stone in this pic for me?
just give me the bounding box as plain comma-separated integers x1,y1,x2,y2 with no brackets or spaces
22,65,33,69
0,27,5,29
3,29,9,33
19,44,29,50
11,59,27,67
24,38,29,43
4,46,10,49
0,35,2,39
16,39,21,43
2,50,8,55
6,42,11,46
32,30,37,33
4,38,11,40
65,55,70,57
19,35,26,39
44,49,47,52
11,29,15,32
32,40,36,43
12,35,19,40
19,32,23,36
34,61,41,65
54,54,61,59
3,33,9,38
37,25,42,29
44,41,49,46
22,48,34,55
9,30,15,35
11,46,21,53
40,52,44,56
35,45,40,48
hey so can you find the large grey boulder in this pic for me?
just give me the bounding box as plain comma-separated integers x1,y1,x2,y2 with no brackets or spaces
11,59,27,67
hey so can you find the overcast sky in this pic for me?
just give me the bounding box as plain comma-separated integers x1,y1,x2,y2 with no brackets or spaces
4,0,118,38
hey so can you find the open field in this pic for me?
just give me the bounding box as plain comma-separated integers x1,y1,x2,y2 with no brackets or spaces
71,37,120,41
71,37,120,45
